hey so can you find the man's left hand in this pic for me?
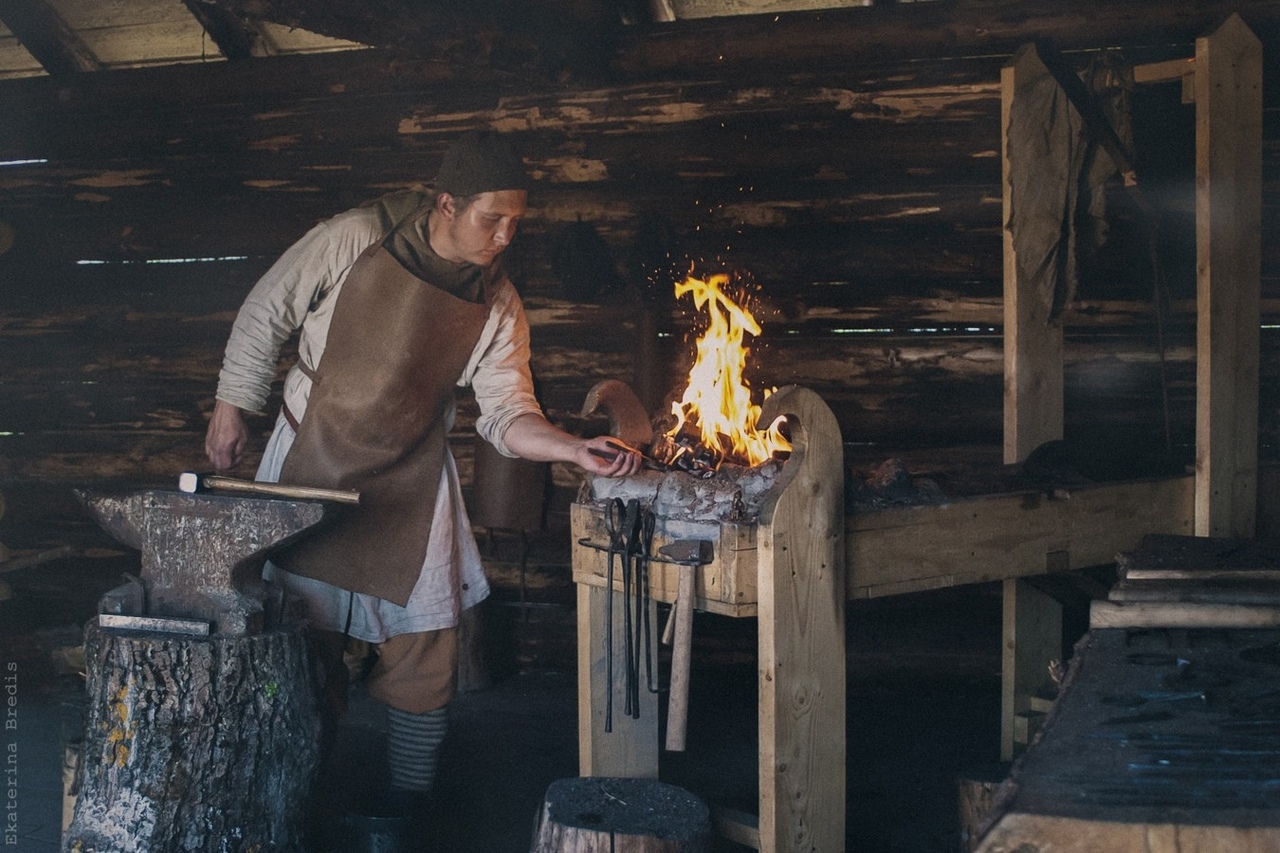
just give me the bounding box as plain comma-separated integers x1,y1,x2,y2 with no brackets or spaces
577,436,643,478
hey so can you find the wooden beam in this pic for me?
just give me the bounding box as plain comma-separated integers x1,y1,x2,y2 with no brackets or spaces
198,0,1280,83
847,476,1197,599
1194,14,1263,538
0,0,100,75
181,0,265,60
212,0,625,81
612,0,1280,78
1133,57,1196,85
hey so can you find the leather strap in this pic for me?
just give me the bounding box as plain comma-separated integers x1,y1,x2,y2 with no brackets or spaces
282,401,301,432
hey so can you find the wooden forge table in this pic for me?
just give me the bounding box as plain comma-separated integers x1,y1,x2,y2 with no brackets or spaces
573,385,846,852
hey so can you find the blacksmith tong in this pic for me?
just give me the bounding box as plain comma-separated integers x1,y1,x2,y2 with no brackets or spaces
602,497,657,733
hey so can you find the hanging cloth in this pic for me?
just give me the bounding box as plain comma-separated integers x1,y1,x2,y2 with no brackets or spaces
1007,49,1129,320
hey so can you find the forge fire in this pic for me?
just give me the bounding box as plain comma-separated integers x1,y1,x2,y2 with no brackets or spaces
587,271,797,525
650,271,791,477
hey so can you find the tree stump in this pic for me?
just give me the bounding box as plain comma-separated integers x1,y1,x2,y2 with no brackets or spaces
65,621,321,852
530,777,710,853
957,765,1008,852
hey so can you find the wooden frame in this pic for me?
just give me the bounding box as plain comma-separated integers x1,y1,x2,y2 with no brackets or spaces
569,14,1261,848
995,13,1261,760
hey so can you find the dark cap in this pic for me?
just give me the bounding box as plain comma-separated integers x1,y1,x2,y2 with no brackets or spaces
435,130,529,197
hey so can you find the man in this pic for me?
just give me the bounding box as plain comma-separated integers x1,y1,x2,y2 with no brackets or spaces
205,130,638,822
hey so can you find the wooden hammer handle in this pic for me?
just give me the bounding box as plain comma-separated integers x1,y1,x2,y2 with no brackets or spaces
193,475,361,505
665,564,696,752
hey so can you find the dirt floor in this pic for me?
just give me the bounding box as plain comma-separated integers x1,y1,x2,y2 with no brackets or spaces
1,482,1016,852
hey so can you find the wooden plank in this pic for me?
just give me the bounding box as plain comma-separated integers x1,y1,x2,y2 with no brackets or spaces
710,805,761,850
1108,580,1280,605
1124,568,1280,581
1002,44,1064,465
1133,57,1196,85
847,476,1196,599
1194,14,1263,538
978,813,1280,853
570,503,758,617
1090,599,1280,629
756,387,846,853
575,583,660,779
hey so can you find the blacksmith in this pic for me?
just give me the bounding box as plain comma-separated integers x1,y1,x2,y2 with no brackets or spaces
204,130,639,822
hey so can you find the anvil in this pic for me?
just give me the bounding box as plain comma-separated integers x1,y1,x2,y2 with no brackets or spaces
78,489,340,636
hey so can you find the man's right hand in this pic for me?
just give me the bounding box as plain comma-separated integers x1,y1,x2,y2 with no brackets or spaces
205,399,250,471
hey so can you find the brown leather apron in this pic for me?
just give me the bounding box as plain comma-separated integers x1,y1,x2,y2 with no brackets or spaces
273,242,493,606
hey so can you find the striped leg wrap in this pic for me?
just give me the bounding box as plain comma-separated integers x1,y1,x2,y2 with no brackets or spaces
386,705,449,793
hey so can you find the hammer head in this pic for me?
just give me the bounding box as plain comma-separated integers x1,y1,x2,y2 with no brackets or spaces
177,471,205,493
658,539,713,565
77,489,337,636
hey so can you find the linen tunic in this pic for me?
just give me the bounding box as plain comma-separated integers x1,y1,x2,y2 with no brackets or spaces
215,202,544,642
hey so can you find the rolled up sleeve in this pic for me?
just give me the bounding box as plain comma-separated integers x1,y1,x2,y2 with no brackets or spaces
468,286,544,456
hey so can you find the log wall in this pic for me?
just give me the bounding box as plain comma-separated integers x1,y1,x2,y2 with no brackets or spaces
2,22,1279,511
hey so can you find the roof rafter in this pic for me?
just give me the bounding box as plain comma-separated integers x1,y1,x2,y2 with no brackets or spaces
181,0,271,60
0,0,101,76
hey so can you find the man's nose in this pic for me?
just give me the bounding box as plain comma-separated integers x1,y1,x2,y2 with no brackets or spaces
494,221,515,246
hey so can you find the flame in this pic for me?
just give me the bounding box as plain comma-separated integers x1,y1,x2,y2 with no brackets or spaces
666,272,791,467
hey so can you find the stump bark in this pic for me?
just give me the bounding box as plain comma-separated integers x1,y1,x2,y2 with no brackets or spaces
957,766,1008,852
65,621,322,852
530,777,710,853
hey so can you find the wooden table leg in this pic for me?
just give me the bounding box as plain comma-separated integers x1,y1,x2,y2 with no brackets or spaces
577,582,659,779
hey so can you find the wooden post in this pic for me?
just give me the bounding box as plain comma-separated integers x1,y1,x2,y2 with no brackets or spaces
1194,13,1262,538
1002,43,1065,466
757,386,846,853
65,622,321,852
1001,578,1061,762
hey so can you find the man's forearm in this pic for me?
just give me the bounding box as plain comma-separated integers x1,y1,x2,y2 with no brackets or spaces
499,413,584,464
500,413,643,478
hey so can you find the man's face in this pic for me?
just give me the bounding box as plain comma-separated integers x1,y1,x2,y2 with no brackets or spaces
437,189,527,267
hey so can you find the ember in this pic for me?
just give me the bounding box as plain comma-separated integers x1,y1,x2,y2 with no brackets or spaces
655,271,790,474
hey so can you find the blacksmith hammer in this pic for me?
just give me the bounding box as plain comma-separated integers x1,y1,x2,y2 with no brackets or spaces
659,538,712,752
178,471,361,505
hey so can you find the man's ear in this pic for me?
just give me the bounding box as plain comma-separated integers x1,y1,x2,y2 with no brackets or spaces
436,191,456,220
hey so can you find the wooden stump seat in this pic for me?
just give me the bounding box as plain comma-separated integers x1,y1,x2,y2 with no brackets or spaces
531,777,710,853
